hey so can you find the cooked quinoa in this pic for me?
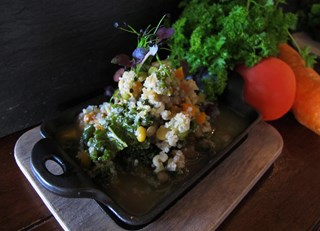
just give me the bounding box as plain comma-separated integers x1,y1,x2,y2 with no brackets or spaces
78,61,212,174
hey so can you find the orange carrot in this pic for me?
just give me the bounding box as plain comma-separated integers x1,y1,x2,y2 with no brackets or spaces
278,43,320,135
174,67,184,80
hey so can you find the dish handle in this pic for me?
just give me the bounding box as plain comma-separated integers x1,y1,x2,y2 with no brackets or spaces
30,138,107,202
31,138,147,227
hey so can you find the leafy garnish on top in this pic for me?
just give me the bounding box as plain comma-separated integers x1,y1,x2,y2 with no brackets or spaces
111,14,174,78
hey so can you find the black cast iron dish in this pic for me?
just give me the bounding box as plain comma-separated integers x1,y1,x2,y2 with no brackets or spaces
30,73,260,229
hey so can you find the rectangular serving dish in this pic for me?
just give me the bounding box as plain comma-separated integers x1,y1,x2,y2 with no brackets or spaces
30,72,260,229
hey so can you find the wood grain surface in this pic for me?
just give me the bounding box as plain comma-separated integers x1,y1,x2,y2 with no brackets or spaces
220,113,320,231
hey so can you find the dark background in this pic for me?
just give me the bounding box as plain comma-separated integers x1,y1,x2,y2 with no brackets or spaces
0,0,179,137
0,0,308,137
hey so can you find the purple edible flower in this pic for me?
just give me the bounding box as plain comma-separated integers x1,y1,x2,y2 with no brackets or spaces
156,27,174,42
140,45,158,66
111,15,173,74
132,47,148,63
111,54,133,68
113,68,125,82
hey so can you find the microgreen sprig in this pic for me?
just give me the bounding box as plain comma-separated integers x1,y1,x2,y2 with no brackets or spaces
111,14,174,79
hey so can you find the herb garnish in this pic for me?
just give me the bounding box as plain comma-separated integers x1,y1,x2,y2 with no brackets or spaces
169,0,297,100
111,14,174,80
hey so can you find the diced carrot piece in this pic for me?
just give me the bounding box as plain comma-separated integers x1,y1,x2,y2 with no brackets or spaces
196,112,206,124
175,67,184,80
182,103,198,117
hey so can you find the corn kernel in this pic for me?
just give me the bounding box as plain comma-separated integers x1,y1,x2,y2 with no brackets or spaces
146,125,157,137
156,126,169,141
136,126,147,142
121,92,130,100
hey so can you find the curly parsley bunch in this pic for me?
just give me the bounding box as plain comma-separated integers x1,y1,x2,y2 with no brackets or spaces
169,0,297,101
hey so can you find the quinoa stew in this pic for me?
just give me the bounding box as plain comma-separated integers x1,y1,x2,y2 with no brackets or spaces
31,17,260,228
55,103,252,216
32,71,259,228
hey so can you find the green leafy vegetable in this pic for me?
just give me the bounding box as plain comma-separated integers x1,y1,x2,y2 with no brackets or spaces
169,0,297,100
81,102,154,162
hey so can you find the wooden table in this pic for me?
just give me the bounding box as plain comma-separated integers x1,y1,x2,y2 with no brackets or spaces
1,112,320,231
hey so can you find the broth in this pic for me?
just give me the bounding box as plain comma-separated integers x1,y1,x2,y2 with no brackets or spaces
55,105,251,216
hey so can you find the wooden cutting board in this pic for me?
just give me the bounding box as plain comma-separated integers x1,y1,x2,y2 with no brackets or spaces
14,121,283,231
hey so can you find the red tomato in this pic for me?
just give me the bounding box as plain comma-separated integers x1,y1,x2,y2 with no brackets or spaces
236,57,296,121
